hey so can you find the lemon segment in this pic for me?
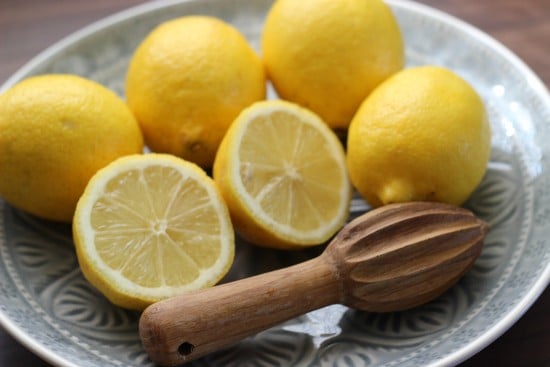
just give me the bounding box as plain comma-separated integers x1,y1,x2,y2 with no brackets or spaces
214,100,351,249
73,154,234,310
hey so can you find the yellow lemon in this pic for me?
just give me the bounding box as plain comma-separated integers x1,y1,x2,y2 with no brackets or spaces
262,0,404,130
0,74,143,222
73,154,235,311
126,16,266,168
213,100,351,249
346,66,491,207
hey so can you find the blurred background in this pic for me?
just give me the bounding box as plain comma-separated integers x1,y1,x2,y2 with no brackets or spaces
1,0,548,86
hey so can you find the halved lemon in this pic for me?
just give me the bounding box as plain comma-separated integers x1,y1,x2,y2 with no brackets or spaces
73,154,234,310
213,100,351,249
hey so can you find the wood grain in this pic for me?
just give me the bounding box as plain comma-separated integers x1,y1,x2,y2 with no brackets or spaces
0,1,548,366
139,202,487,365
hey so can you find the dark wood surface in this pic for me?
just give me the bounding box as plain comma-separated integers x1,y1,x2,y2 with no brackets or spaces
0,0,548,366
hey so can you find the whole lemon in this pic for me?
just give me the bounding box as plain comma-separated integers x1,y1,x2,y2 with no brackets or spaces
0,74,144,222
262,0,404,130
126,16,266,168
346,66,491,207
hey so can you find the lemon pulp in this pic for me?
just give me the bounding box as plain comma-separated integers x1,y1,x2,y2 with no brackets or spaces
73,154,234,310
214,100,351,249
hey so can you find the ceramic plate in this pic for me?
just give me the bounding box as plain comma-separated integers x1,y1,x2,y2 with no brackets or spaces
1,0,549,366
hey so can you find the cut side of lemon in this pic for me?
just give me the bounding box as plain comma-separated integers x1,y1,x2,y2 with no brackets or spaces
213,100,351,249
73,154,234,311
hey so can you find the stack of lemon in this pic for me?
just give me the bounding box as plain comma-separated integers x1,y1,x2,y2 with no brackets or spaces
0,0,490,310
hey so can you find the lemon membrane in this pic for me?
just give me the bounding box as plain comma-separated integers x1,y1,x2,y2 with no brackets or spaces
73,154,234,310
214,100,351,249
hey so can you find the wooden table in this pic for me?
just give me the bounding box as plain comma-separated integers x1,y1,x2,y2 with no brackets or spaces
0,0,548,366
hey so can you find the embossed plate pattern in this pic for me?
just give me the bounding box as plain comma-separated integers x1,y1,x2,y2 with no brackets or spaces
1,0,549,366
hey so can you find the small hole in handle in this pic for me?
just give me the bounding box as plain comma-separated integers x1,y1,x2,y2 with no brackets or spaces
178,342,195,356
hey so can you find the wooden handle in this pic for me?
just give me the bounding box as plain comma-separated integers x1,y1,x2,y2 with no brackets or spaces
139,254,339,366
